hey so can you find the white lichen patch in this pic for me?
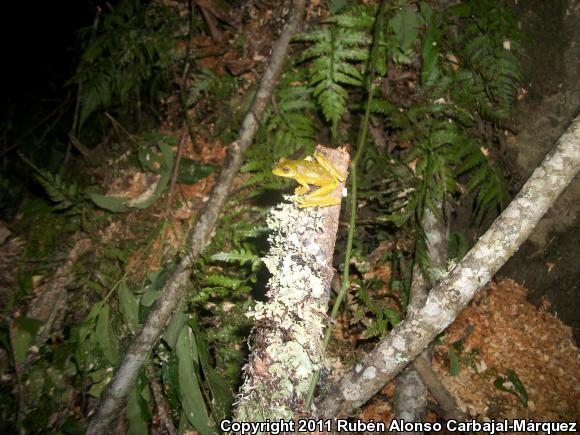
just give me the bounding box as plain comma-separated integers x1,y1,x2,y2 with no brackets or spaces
363,366,376,380
342,379,364,401
394,352,409,364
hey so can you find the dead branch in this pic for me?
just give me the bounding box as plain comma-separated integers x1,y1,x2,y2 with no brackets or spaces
412,355,466,421
85,1,306,433
24,237,92,368
235,146,349,420
146,365,177,435
315,115,580,418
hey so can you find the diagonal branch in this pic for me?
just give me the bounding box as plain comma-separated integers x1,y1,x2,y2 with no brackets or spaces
85,1,306,433
315,115,580,418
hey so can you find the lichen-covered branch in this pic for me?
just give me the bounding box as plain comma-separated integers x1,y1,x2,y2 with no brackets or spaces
85,1,306,433
235,146,349,421
316,115,580,418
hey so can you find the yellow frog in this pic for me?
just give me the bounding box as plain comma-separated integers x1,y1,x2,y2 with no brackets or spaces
272,151,345,208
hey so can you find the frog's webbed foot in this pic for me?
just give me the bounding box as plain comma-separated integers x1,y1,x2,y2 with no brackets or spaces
295,196,340,208
295,195,341,208
294,185,310,196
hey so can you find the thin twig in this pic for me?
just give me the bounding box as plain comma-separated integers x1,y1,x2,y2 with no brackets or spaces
180,2,199,153
85,2,306,433
104,112,137,144
8,320,25,430
146,365,177,435
65,7,101,166
412,355,467,421
165,127,188,214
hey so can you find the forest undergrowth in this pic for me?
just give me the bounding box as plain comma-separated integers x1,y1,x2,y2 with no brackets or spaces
1,0,576,433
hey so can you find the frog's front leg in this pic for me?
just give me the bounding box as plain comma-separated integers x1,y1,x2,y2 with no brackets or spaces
293,175,311,196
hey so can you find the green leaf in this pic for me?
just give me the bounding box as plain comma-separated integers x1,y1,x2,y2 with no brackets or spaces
87,368,111,397
140,288,161,307
118,282,140,334
448,349,460,376
176,326,215,435
12,317,44,365
421,17,440,86
391,7,418,51
127,384,149,435
78,301,105,341
140,269,169,307
62,416,86,435
177,159,217,184
89,193,130,213
189,320,233,421
449,3,472,17
494,369,528,407
130,143,174,209
95,304,119,364
139,146,167,174
164,308,187,350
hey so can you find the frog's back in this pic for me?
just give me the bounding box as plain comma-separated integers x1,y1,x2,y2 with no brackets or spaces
295,159,334,184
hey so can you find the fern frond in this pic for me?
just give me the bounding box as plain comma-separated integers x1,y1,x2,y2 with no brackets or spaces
325,5,376,30
451,0,523,122
211,247,261,270
298,26,369,136
204,274,243,290
18,153,82,212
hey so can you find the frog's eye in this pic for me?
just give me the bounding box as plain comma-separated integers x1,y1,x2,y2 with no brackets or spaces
279,166,291,173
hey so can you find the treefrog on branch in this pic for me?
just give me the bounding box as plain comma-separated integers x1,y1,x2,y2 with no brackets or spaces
272,151,345,208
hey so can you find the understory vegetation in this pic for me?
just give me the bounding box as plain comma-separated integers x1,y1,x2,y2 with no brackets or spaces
0,0,525,432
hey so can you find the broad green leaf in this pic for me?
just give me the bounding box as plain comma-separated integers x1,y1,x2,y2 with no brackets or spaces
62,416,85,435
177,159,217,184
118,282,140,333
95,304,119,364
87,368,111,397
138,147,166,173
494,369,528,407
78,301,105,342
421,16,440,86
127,385,148,435
163,309,187,350
130,143,174,209
176,326,215,435
140,269,169,306
89,193,130,213
448,349,460,376
140,288,161,307
384,308,401,327
391,7,418,51
449,3,471,17
190,320,233,421
12,317,44,365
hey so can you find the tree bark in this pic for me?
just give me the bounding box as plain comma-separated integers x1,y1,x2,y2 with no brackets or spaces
85,1,306,433
315,115,580,418
235,146,349,421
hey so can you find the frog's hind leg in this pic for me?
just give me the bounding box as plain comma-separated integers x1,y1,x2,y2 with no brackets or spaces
296,195,341,208
314,152,345,182
304,180,339,199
